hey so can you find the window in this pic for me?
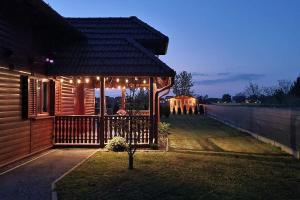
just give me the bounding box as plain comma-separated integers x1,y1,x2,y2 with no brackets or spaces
28,78,50,116
36,80,49,114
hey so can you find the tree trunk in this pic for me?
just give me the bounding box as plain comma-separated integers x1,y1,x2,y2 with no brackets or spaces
128,153,134,170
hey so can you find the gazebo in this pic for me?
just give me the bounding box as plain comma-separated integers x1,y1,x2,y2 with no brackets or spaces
45,17,176,147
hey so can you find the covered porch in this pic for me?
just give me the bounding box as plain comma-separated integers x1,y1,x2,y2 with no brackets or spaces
52,75,173,147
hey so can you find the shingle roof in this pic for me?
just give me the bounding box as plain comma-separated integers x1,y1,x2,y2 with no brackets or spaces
67,17,169,55
47,17,175,77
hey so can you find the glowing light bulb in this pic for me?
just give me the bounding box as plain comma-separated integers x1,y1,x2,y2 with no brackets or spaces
69,79,73,84
143,79,146,84
116,78,120,83
77,79,81,84
125,79,128,83
60,79,64,83
85,78,89,83
135,77,138,81
96,76,100,80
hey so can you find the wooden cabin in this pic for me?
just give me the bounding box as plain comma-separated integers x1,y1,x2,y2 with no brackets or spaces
0,0,175,167
169,96,197,113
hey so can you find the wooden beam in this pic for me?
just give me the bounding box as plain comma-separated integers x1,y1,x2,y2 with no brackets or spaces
99,76,105,147
149,77,154,144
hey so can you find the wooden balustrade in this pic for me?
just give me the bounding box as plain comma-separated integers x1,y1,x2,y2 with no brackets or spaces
54,115,151,146
54,115,99,145
104,115,150,144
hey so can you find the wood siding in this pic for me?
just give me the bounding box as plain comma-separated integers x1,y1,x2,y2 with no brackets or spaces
0,68,53,167
60,77,76,115
84,88,95,115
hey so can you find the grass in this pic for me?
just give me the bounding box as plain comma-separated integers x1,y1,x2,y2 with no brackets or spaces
56,115,300,200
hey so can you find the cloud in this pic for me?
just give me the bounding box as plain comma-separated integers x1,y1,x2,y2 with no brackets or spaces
192,72,209,77
195,73,265,85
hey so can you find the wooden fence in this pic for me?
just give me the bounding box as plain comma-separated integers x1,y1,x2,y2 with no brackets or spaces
54,115,151,146
205,105,300,157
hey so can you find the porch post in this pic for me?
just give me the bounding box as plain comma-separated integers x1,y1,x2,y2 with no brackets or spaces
99,76,105,147
121,87,126,110
149,77,154,144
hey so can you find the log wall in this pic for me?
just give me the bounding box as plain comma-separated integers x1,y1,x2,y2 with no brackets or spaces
0,68,53,167
206,105,300,157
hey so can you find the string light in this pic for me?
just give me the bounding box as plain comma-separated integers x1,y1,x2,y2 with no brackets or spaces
60,79,64,83
135,77,138,81
85,78,89,83
116,78,120,83
96,76,100,80
77,79,81,84
69,79,73,84
125,79,128,83
143,79,146,84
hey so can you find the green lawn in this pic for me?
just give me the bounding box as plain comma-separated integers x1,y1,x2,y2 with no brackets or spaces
56,116,300,200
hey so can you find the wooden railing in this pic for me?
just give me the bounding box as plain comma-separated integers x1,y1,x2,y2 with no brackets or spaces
54,115,100,144
104,115,150,144
54,115,151,145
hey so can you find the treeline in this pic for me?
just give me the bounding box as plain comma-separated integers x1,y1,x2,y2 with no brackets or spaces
205,75,300,106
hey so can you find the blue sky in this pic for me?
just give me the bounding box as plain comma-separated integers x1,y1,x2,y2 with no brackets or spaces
45,0,300,97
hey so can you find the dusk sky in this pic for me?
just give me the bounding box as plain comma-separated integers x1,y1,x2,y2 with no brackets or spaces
45,0,300,97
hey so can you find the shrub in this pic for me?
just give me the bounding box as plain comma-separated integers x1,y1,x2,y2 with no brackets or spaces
188,107,193,114
177,107,182,115
158,122,170,135
183,105,187,115
106,136,128,152
194,105,199,115
199,105,204,115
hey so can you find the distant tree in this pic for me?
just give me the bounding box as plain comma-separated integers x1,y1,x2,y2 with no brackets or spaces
177,107,182,115
113,103,120,114
197,95,208,104
222,94,232,103
274,89,285,103
262,86,276,96
183,105,187,114
290,76,300,98
173,71,194,96
232,93,246,103
244,82,262,103
277,80,292,95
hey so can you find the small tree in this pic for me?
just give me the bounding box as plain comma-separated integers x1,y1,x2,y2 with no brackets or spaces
188,107,193,114
177,107,182,115
290,76,300,98
222,94,232,103
232,93,246,103
244,82,261,102
173,71,194,96
194,105,199,115
183,105,187,114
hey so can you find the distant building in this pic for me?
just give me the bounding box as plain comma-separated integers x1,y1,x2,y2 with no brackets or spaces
169,96,197,113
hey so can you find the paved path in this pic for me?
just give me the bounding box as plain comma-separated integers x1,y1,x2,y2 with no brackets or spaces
0,149,97,200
